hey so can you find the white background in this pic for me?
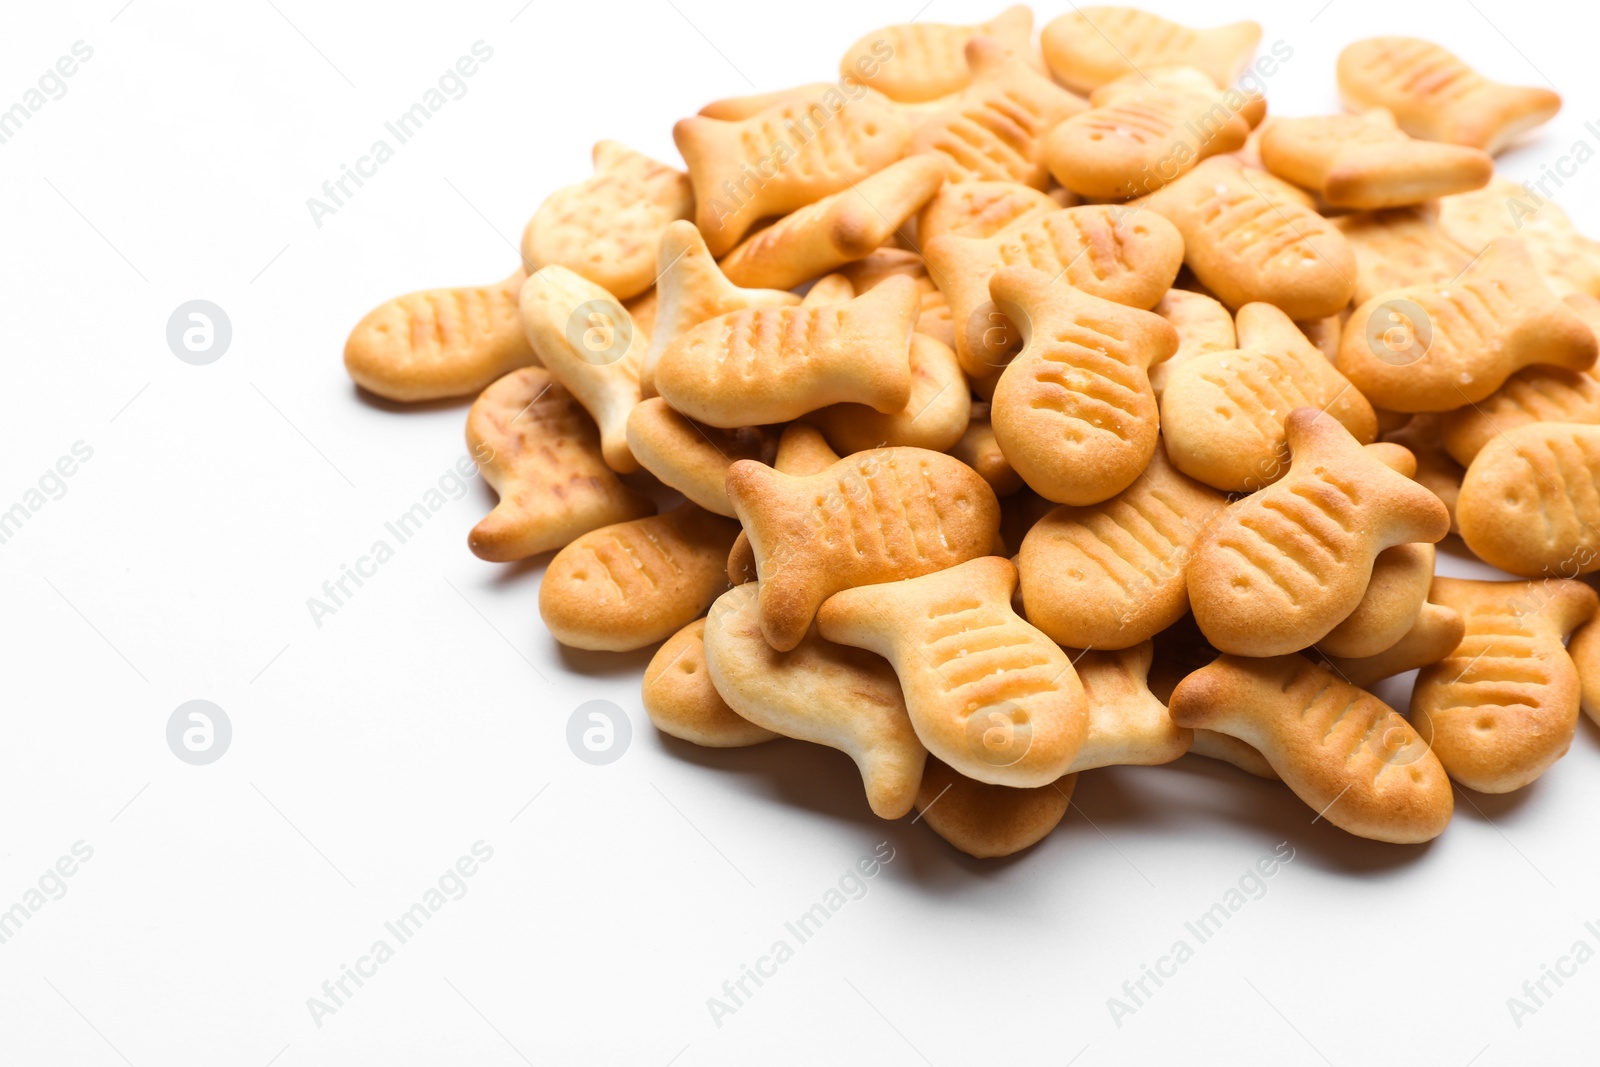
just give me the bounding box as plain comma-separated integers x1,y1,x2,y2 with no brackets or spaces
2,0,1598,1063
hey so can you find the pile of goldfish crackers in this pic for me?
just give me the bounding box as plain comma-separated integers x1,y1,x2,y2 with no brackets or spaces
342,6,1600,857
